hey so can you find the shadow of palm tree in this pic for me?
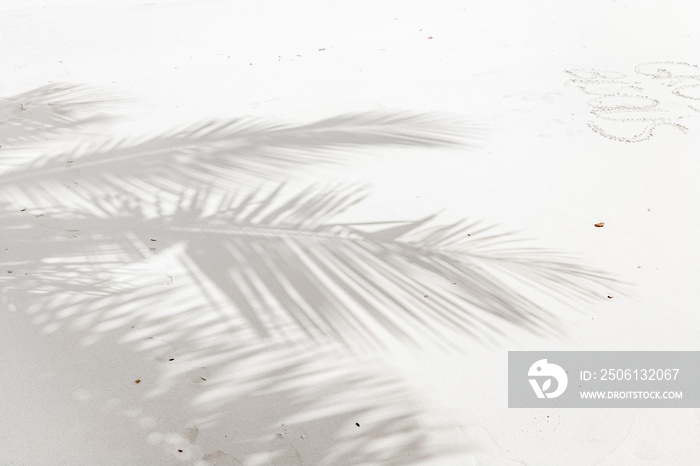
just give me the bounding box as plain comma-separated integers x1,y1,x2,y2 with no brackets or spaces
0,83,117,146
1,104,479,203
2,182,616,349
4,296,472,464
1,84,618,464
171,342,471,465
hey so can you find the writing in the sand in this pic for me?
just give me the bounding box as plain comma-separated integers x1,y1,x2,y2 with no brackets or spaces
567,61,700,143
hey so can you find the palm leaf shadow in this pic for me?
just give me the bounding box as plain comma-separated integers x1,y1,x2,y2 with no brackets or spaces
0,83,117,147
181,342,472,465
1,84,617,463
169,184,616,347
1,107,480,206
1,182,612,462
2,182,617,349
3,297,473,464
3,192,484,463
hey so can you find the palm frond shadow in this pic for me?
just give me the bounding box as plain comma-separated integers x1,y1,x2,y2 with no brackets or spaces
182,343,471,465
0,83,117,147
0,84,616,463
169,185,617,347
4,296,473,464
2,182,618,350
3,193,480,463
1,108,480,203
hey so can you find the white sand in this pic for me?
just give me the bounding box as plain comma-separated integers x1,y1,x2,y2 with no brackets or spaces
1,1,699,464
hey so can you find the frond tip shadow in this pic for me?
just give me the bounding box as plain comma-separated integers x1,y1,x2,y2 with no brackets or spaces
168,184,616,347
0,83,117,146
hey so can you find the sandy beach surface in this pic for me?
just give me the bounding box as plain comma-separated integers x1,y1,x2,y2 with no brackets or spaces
2,1,699,464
